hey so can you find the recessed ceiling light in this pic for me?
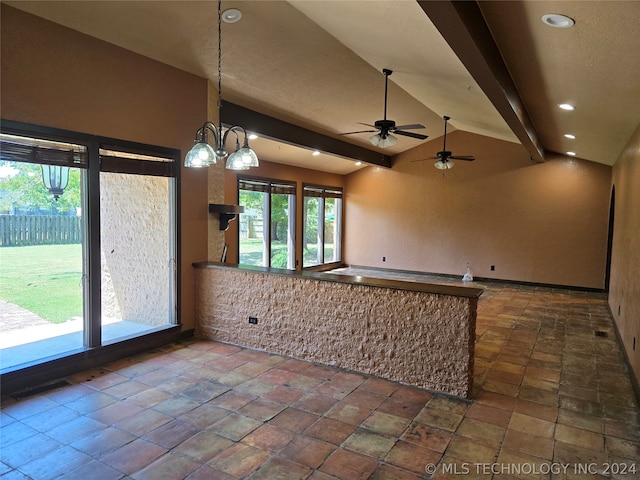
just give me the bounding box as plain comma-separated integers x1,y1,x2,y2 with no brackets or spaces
566,151,576,156
248,133,258,140
222,8,242,23
564,134,576,139
541,14,575,28
558,103,575,111
312,150,320,156
355,161,362,166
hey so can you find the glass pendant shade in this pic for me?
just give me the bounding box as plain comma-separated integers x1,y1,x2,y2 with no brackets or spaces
184,1,258,171
239,146,259,168
434,159,454,170
226,150,249,170
41,164,70,200
369,133,397,148
185,142,216,167
378,134,397,148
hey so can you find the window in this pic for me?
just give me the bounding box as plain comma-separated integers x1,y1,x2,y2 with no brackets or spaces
0,123,178,372
238,177,296,269
0,133,88,364
98,146,177,343
303,184,343,267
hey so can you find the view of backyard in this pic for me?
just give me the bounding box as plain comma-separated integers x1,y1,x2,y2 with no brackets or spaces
239,237,333,268
0,244,82,324
1,158,83,332
238,184,340,269
1,137,177,369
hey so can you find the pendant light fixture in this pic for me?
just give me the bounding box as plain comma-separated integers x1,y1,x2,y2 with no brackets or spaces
184,0,258,170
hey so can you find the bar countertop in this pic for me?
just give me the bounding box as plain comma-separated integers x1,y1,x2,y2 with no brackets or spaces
193,262,483,299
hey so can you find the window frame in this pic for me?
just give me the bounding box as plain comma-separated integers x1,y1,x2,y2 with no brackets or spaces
0,119,180,353
237,175,297,270
302,183,344,270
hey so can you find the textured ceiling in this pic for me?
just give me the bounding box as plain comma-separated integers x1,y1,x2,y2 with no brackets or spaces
4,0,640,173
479,1,640,166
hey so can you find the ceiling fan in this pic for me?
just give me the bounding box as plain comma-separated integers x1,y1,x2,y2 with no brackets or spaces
340,68,428,147
422,115,475,169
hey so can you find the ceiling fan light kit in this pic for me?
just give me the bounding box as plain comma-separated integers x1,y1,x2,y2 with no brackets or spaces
434,159,454,170
370,133,397,147
341,68,428,147
429,116,476,170
411,116,476,170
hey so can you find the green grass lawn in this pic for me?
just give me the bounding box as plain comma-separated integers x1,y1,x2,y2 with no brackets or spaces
239,239,289,267
0,244,83,324
239,238,335,268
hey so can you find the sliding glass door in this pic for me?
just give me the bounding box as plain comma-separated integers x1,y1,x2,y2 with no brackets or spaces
0,124,178,372
0,136,87,368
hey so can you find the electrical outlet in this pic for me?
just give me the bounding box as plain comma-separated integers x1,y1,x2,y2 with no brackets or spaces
382,256,386,262
248,317,258,325
490,265,495,271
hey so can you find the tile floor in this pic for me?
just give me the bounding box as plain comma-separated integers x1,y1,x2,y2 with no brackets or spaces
1,280,639,479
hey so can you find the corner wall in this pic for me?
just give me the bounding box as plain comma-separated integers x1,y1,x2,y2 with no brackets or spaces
345,131,612,289
608,122,640,388
0,5,209,331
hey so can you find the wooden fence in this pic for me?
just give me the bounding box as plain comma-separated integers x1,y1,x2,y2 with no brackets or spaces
0,215,82,246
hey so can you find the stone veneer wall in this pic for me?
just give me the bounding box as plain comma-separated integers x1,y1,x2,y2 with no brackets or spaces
194,265,478,397
100,173,170,326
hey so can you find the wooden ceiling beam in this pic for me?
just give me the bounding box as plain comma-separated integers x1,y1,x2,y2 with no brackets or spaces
221,102,392,168
418,0,545,162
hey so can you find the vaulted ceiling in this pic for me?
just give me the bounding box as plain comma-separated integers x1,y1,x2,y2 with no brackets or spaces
5,1,640,174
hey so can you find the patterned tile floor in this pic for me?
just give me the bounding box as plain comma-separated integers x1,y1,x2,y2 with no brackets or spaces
1,276,639,479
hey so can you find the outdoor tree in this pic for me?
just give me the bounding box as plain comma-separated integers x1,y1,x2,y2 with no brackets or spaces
0,161,80,214
239,190,290,241
270,194,289,241
304,196,319,248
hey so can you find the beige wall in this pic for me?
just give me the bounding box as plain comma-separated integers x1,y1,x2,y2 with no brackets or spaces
195,265,477,397
1,5,209,331
609,122,640,387
220,159,345,265
345,131,612,289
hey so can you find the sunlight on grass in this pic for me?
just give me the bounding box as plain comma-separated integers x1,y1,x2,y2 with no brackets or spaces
240,238,335,268
0,244,83,324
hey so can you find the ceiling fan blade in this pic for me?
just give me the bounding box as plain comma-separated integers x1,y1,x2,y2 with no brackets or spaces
357,122,377,128
339,129,378,135
393,124,425,130
395,130,429,140
449,155,475,161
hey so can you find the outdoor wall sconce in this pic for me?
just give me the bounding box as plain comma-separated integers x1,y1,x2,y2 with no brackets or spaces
41,164,69,201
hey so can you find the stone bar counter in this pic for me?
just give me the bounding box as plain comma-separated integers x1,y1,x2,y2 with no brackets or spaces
193,263,483,398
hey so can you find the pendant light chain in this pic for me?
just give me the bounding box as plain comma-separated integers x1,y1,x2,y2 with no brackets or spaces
184,0,259,169
217,0,223,112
